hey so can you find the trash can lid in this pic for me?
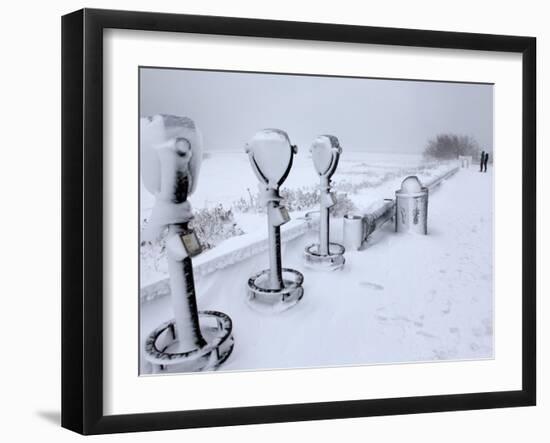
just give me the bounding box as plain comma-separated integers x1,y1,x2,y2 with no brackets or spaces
400,176,423,193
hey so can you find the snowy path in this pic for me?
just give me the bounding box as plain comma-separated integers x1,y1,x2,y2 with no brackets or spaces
140,166,493,373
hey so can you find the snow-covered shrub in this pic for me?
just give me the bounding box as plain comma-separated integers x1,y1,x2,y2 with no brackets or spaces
280,187,318,212
232,188,263,213
140,218,168,280
190,205,245,250
140,205,245,279
331,193,356,216
334,163,444,195
232,186,356,215
335,171,397,194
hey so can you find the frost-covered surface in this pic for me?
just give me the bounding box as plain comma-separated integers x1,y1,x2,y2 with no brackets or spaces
140,153,493,373
140,152,454,289
140,215,319,303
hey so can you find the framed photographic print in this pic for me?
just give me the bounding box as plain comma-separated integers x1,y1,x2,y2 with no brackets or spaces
61,8,536,435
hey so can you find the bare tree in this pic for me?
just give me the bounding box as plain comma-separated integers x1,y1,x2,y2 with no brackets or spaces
424,133,480,160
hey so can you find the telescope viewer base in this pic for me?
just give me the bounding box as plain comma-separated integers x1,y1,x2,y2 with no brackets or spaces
304,242,345,271
247,268,304,313
144,310,234,373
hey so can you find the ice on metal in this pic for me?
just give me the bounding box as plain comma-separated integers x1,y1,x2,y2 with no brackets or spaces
395,176,428,234
304,134,345,270
141,114,234,373
245,129,304,312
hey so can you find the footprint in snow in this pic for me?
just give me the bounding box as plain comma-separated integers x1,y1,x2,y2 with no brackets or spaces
417,330,437,339
360,281,384,291
472,327,484,337
441,301,452,315
425,289,437,302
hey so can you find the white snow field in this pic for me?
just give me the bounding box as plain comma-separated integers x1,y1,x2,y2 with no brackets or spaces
140,152,457,289
140,153,493,374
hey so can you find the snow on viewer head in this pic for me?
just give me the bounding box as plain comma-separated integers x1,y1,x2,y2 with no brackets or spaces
140,114,203,196
245,129,296,189
310,134,342,177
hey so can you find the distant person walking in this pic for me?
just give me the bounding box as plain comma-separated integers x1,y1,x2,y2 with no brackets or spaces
479,150,485,172
483,152,489,172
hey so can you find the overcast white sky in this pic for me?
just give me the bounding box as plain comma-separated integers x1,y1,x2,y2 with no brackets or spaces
140,67,493,154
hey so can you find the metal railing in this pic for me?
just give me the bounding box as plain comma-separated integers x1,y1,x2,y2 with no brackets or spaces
343,165,459,249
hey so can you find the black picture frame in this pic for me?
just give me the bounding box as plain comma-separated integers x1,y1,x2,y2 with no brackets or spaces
61,8,536,435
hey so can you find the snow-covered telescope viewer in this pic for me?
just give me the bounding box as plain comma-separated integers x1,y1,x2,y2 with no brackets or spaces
141,114,234,373
245,129,304,313
304,135,345,270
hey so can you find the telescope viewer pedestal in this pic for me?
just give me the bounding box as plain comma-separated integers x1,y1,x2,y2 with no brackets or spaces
144,310,234,373
246,268,304,313
304,242,345,271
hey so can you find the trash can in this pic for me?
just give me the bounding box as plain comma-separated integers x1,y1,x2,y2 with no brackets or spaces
395,176,428,234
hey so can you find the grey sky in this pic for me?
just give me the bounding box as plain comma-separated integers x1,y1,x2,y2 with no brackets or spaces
140,68,493,154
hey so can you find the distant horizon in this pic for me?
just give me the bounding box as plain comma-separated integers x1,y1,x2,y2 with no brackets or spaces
194,147,492,155
140,68,494,156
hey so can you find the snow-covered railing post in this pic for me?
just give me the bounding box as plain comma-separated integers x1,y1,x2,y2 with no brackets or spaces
304,135,345,270
141,115,234,373
458,155,472,168
245,129,304,313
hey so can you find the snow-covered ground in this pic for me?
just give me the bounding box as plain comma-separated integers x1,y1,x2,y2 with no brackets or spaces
141,151,445,214
140,152,456,288
139,153,493,374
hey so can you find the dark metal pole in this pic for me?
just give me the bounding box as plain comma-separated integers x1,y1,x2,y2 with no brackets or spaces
319,177,330,255
267,202,284,290
166,223,207,352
